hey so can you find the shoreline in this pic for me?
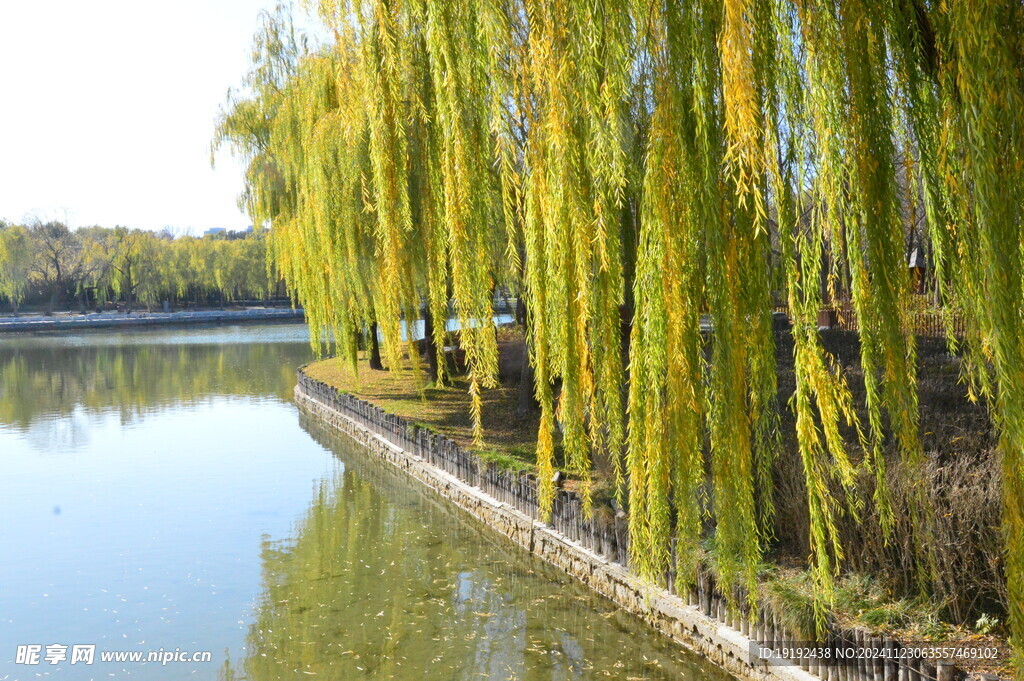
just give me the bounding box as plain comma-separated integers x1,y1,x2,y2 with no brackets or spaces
293,371,797,681
0,308,304,333
297,369,999,681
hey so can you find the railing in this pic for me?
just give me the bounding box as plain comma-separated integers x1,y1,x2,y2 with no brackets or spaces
297,371,629,564
297,370,1003,681
832,307,969,340
773,305,969,340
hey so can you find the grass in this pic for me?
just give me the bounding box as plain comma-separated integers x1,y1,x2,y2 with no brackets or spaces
476,447,535,472
303,335,540,472
760,569,1009,655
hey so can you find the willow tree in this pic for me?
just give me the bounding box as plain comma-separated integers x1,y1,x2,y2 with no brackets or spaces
217,1,514,422
82,227,163,310
0,224,33,314
620,0,782,609
926,2,1024,667
220,1,1024,669
512,0,635,522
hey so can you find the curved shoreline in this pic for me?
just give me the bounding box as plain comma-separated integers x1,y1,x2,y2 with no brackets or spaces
295,368,1005,681
296,369,823,681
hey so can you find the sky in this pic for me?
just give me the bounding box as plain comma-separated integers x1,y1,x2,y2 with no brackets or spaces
0,1,318,233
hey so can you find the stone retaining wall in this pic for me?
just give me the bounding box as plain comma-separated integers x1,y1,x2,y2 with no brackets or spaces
297,368,1007,681
0,308,303,333
295,372,826,681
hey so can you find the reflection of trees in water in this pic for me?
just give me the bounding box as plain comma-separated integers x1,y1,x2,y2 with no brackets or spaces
233,464,529,680
0,341,310,431
222,416,723,681
453,568,528,679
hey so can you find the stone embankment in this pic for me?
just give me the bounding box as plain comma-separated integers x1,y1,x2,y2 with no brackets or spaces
0,308,303,333
298,370,997,681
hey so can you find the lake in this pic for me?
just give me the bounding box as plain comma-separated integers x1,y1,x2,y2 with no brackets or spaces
0,324,726,681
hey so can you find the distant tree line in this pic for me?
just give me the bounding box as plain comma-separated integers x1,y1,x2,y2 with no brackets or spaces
0,221,282,314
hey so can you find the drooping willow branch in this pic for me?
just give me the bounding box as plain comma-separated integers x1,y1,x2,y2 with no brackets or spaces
215,1,1024,670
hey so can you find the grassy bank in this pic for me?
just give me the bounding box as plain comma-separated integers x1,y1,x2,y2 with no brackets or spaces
304,327,1011,676
303,333,540,472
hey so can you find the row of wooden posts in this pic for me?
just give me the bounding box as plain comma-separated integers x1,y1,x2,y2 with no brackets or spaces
774,305,969,339
831,308,968,340
298,372,998,681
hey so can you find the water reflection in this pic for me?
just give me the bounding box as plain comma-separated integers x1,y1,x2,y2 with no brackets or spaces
227,413,727,681
0,324,310,434
0,323,724,681
0,324,333,679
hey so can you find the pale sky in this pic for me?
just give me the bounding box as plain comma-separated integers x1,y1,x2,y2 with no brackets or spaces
0,1,317,232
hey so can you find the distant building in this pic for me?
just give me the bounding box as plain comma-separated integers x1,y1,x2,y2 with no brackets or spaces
204,227,227,237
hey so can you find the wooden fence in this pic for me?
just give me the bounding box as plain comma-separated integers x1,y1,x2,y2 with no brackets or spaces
297,371,1003,681
773,305,969,340
832,308,968,340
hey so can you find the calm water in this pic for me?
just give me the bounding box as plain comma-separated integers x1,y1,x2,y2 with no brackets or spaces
0,324,725,681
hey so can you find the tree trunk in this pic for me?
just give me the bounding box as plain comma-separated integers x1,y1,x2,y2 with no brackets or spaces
515,297,537,413
517,357,536,414
620,303,633,355
126,265,134,313
369,321,384,370
424,305,439,381
515,296,527,327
